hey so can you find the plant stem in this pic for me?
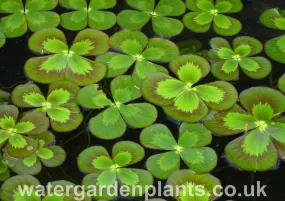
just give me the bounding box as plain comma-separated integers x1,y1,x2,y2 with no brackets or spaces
59,165,75,183
43,166,52,179
61,129,85,146
0,81,26,89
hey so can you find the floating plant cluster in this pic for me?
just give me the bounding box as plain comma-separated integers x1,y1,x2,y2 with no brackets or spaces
0,0,285,201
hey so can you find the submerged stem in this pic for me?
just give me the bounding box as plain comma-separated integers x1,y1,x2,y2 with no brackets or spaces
59,165,75,183
0,81,26,89
43,165,52,179
61,129,85,146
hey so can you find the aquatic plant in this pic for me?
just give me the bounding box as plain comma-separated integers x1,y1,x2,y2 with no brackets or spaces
3,131,65,175
278,74,285,93
0,89,10,104
208,37,272,81
59,0,117,31
140,123,217,179
204,87,285,171
0,0,59,38
97,30,179,86
117,0,186,37
141,54,238,122
0,32,5,48
78,141,153,200
25,28,109,86
183,0,243,36
260,8,285,63
166,169,221,201
0,175,41,201
11,81,83,132
0,105,49,149
77,75,157,140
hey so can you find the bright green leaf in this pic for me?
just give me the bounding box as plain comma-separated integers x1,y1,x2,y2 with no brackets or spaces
221,59,239,73
217,47,235,59
252,102,274,121
37,147,54,159
177,62,202,84
194,84,225,103
178,131,199,148
23,154,37,167
9,133,27,148
23,92,46,107
180,149,205,164
70,40,95,55
266,123,285,143
224,112,257,130
243,129,270,156
194,12,214,25
97,170,117,186
47,106,71,123
239,58,260,72
174,91,200,113
215,1,233,13
92,156,114,170
113,151,132,167
102,106,121,126
0,116,16,130
214,14,232,29
157,151,180,171
117,168,139,185
196,0,214,11
15,122,35,133
234,44,251,57
43,38,68,53
47,89,71,106
120,39,143,56
156,79,184,99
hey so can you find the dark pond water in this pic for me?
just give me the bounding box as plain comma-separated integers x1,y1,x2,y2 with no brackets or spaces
1,0,285,200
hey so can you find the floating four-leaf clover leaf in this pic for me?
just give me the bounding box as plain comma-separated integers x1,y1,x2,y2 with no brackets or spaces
117,0,185,36
183,0,243,36
77,75,157,140
140,123,217,180
0,105,49,149
204,87,285,171
208,37,272,81
260,8,285,63
78,141,153,200
59,0,117,31
0,0,60,38
97,30,179,86
25,28,109,86
11,81,83,132
141,54,238,122
167,170,221,201
3,131,66,176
